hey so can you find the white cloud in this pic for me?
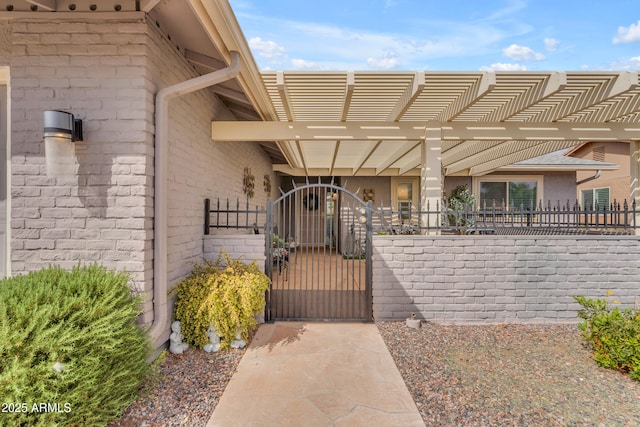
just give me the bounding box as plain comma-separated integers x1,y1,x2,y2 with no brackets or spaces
544,38,558,52
367,51,399,69
248,37,287,63
606,56,640,71
481,62,528,71
613,20,640,44
291,59,320,69
503,44,545,61
235,2,533,70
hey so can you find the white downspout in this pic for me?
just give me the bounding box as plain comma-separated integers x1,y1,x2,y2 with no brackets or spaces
149,51,241,348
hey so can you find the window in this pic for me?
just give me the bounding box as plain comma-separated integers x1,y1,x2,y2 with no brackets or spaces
581,187,610,209
474,176,542,209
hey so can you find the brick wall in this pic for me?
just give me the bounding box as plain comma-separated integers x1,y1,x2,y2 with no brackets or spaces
203,234,266,271
6,14,276,325
372,235,640,323
7,15,154,321
147,29,275,292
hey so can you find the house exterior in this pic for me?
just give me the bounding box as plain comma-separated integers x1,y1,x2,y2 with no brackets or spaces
0,1,279,347
566,141,631,208
2,1,640,348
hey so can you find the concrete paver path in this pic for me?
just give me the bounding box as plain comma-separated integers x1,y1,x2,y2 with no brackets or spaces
207,322,424,426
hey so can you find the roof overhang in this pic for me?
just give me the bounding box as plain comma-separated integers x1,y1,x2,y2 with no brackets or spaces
2,0,286,163
212,70,640,177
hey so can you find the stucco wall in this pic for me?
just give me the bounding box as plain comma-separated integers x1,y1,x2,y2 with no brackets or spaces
372,235,640,322
574,142,631,204
342,176,391,206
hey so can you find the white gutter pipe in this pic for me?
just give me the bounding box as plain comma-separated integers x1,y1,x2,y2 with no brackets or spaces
149,51,241,348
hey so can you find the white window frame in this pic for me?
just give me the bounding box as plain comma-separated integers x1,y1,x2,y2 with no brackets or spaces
581,187,610,209
472,175,544,209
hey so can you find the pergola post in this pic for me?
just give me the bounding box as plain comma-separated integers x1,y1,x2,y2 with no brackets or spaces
421,122,443,234
630,141,640,236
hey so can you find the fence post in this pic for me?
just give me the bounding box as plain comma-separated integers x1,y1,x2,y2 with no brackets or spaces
204,198,210,235
265,200,273,322
365,201,373,322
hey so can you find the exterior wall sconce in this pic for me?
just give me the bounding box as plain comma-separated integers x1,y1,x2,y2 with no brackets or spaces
44,110,82,141
43,110,83,178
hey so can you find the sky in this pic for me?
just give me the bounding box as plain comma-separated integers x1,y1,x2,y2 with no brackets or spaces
228,0,640,72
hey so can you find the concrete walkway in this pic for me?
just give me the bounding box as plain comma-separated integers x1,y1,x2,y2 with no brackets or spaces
207,322,425,427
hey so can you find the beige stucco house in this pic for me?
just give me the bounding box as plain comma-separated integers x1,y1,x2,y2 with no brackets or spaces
2,0,640,348
566,141,631,208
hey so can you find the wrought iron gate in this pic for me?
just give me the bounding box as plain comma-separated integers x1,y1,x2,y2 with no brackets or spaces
265,182,373,321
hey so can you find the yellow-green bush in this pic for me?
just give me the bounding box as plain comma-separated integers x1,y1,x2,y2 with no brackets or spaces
0,264,152,426
172,254,270,349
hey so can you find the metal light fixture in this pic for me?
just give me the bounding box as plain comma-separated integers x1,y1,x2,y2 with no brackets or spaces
44,110,83,141
43,110,83,178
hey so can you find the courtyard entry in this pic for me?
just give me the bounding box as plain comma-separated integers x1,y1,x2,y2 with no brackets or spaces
265,182,372,321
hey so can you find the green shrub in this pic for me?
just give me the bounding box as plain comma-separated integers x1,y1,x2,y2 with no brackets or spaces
446,184,475,230
172,254,270,350
0,264,152,426
574,295,640,381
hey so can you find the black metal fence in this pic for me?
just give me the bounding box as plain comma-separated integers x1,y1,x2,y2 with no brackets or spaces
205,198,640,236
375,199,639,235
204,198,266,235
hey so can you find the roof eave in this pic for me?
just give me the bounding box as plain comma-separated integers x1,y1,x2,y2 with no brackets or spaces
193,0,277,122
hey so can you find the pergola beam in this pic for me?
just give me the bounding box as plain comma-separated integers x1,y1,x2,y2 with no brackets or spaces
442,140,506,166
387,71,425,121
469,140,582,176
329,141,341,176
277,71,295,121
353,140,382,175
272,165,421,177
341,72,355,121
375,141,420,175
211,120,640,142
488,72,567,121
534,73,639,122
437,72,496,121
445,140,530,176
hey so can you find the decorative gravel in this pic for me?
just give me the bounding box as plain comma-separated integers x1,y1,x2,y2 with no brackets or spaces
377,321,640,427
109,322,640,426
108,347,246,427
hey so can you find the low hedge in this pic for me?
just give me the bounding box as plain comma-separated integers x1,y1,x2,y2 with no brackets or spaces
172,254,270,350
0,264,152,426
575,294,640,381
